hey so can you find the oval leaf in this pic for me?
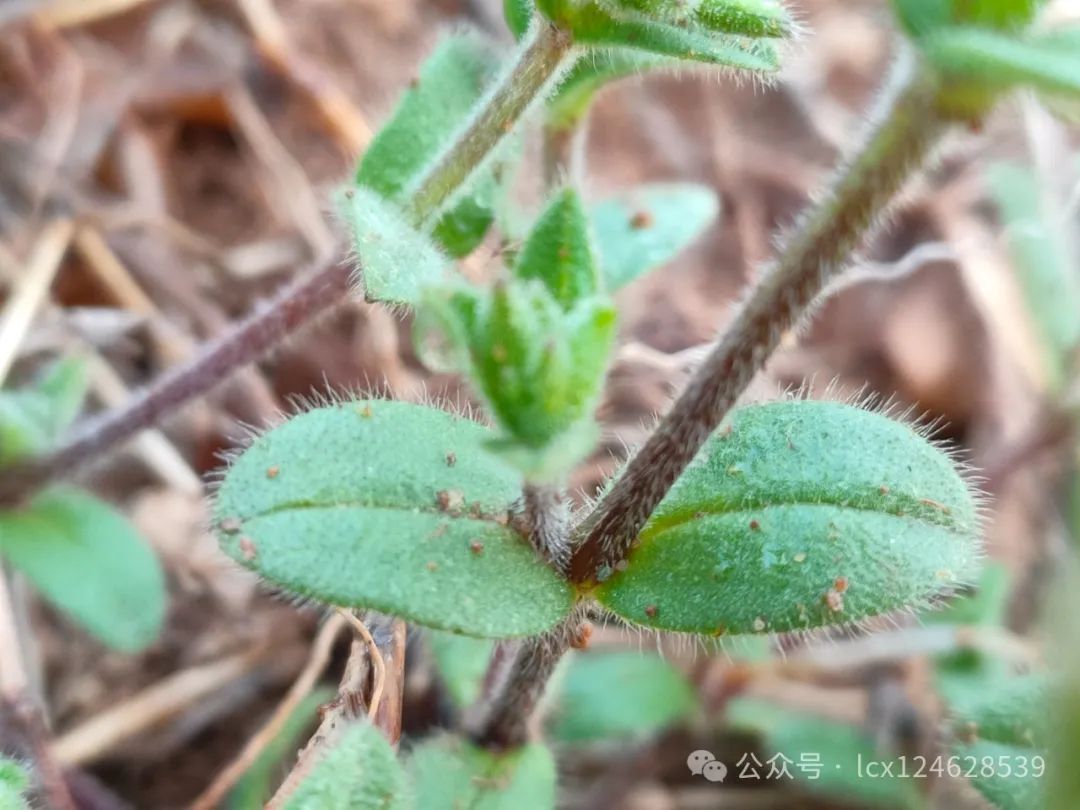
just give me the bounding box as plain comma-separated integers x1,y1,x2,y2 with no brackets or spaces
215,400,574,638
549,650,696,743
282,721,407,810
409,736,556,810
596,399,981,635
0,488,166,651
591,183,719,290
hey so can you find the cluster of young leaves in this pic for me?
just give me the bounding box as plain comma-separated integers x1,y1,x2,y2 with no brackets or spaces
0,360,165,652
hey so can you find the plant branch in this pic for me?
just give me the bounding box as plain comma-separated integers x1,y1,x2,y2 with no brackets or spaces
0,21,575,507
404,20,572,226
568,50,953,583
0,261,352,507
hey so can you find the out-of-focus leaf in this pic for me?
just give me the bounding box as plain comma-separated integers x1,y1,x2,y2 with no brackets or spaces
409,736,556,810
596,400,982,634
893,0,1041,38
0,759,30,810
356,33,503,257
281,721,407,810
229,688,334,810
728,698,922,808
988,161,1080,388
549,650,696,743
590,183,719,290
428,631,495,710
0,488,165,651
547,49,667,130
215,400,574,638
924,27,1080,99
0,356,88,467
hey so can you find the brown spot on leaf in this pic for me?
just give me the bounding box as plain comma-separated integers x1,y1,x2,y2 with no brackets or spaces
834,576,849,593
630,209,653,229
220,517,242,534
824,588,844,613
919,497,951,514
266,465,280,479
469,540,484,555
238,536,258,562
644,604,658,618
425,561,439,572
749,519,761,531
437,489,465,513
445,451,456,467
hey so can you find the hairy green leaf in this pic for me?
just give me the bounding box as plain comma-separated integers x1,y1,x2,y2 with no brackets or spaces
549,650,696,743
596,399,981,635
409,736,556,810
340,188,448,306
924,27,1080,100
0,488,165,651
356,33,502,257
948,673,1048,750
281,721,407,810
420,281,616,478
215,400,574,637
601,0,793,37
515,188,601,308
556,3,780,71
428,631,495,709
591,183,719,290
953,739,1045,810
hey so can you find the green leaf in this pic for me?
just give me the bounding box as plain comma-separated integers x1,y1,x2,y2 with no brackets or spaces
356,33,503,258
549,650,696,743
340,188,449,306
599,0,793,37
215,400,574,638
514,188,601,308
281,721,408,810
0,759,30,810
409,736,556,810
420,281,616,478
953,739,1045,810
427,631,495,710
0,356,89,467
558,3,780,71
728,698,922,808
505,0,534,38
924,27,1080,99
591,183,719,290
988,161,1080,388
546,49,668,130
595,399,981,635
893,0,1041,38
230,688,334,810
947,673,1048,749
0,488,165,651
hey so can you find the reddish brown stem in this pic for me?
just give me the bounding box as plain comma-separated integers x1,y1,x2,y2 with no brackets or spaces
567,54,949,583
0,262,352,506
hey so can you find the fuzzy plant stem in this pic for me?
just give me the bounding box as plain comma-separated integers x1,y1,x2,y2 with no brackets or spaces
0,23,575,508
469,52,952,750
404,20,573,227
567,51,950,583
0,262,353,506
